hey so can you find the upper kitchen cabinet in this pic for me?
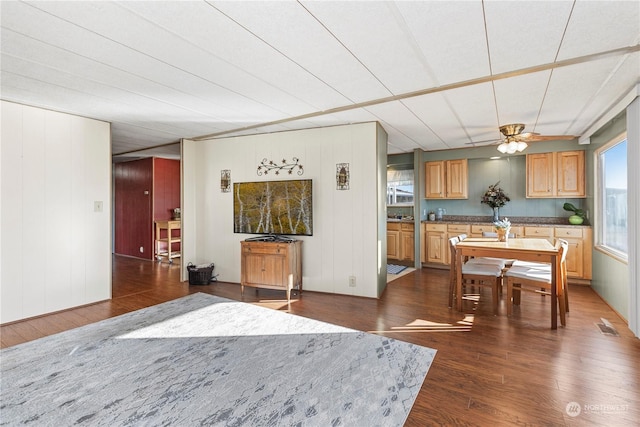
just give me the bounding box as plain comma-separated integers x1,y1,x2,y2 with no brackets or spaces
425,159,468,199
526,150,585,198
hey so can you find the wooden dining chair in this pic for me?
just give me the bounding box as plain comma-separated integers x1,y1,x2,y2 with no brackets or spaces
458,234,511,295
509,238,570,312
448,237,503,314
482,231,516,238
505,239,569,327
457,234,509,268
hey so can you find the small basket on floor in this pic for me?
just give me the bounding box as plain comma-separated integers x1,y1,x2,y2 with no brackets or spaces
187,263,215,285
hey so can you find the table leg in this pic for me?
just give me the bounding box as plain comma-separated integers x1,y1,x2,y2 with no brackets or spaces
456,248,463,311
551,256,557,330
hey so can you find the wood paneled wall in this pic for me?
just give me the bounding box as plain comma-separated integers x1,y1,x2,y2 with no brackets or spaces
114,157,180,260
182,122,387,298
153,158,180,221
0,101,111,323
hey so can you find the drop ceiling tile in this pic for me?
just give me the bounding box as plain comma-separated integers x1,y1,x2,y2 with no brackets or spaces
534,59,619,136
395,1,490,85
301,1,438,94
402,83,499,148
2,1,307,120
484,1,574,74
209,1,391,104
2,0,637,157
119,1,351,113
364,101,438,150
492,71,554,130
442,83,503,143
1,29,242,123
557,54,640,136
559,1,640,60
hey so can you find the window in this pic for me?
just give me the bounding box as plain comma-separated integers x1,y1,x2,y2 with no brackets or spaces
387,169,414,206
596,134,628,261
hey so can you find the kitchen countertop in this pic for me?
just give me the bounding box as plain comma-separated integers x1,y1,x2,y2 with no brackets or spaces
388,216,591,228
421,215,591,228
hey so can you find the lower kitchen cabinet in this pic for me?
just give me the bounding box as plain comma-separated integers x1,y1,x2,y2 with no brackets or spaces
400,223,415,262
387,222,401,260
388,222,415,262
420,222,592,280
555,227,592,280
425,223,447,264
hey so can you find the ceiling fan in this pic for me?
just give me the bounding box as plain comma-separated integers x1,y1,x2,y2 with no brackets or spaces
470,123,577,154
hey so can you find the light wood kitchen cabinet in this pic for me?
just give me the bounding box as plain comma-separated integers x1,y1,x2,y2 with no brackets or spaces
424,221,593,280
425,223,447,264
523,225,592,280
241,240,302,302
526,153,554,197
425,161,445,199
526,150,585,198
400,223,415,262
388,222,415,261
523,226,555,243
556,151,586,197
425,159,468,199
555,227,592,280
446,159,468,199
387,222,401,260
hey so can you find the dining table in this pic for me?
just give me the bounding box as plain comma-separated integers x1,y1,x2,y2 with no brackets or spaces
455,237,561,329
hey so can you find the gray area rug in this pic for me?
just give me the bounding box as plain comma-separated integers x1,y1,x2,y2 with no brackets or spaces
1,293,436,426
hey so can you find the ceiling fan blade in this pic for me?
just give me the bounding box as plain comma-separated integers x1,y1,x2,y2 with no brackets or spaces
520,134,577,141
518,132,538,138
464,138,499,146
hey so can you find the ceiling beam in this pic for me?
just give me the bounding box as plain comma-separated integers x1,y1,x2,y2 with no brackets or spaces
192,44,640,141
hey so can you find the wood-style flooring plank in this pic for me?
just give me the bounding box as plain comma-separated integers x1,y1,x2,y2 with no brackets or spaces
2,255,639,426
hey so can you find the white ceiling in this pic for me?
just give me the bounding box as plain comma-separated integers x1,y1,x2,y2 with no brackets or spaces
1,1,638,159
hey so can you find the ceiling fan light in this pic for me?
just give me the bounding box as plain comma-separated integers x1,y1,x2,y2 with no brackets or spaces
516,141,528,152
497,143,508,153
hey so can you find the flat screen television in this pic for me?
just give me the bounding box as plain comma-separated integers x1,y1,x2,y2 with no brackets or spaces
233,179,313,236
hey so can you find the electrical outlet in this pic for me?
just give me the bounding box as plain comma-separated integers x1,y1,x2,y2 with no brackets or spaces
94,201,103,212
139,246,144,253
349,276,356,287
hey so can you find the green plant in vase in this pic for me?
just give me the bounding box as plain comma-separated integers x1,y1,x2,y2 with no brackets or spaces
481,181,510,222
493,217,511,241
563,202,585,225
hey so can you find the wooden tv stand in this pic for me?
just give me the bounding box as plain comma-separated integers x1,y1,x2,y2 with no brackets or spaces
240,240,302,302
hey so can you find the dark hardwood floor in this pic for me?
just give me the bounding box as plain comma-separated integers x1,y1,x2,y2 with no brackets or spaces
2,255,639,426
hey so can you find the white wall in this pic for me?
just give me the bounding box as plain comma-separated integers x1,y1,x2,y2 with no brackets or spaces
1,101,111,323
182,122,387,298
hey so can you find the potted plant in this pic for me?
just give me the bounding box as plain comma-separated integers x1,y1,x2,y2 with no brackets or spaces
493,217,511,242
481,181,510,222
563,202,585,225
